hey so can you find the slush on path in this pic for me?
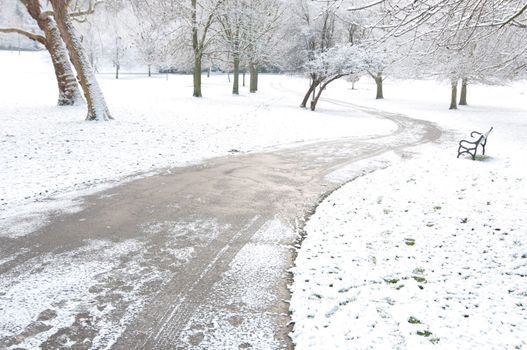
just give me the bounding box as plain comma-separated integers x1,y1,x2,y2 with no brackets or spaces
0,105,441,349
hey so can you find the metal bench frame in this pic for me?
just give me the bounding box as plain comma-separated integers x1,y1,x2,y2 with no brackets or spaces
457,127,493,160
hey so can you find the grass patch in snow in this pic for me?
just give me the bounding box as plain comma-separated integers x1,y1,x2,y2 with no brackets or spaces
383,277,400,284
416,330,433,337
407,316,421,324
429,337,441,344
412,276,427,283
404,238,416,246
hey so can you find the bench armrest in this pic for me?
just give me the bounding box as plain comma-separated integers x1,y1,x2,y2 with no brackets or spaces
470,131,482,138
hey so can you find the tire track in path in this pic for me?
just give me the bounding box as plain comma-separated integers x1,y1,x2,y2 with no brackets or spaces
0,93,442,349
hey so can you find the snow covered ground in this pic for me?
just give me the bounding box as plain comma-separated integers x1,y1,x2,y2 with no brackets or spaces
0,50,394,238
2,50,526,349
290,78,527,349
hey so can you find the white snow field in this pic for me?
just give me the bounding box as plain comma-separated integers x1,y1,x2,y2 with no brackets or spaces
0,50,394,238
1,50,526,350
290,78,527,349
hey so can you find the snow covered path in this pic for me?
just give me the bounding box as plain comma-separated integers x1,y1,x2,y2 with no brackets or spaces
0,100,441,349
0,51,394,240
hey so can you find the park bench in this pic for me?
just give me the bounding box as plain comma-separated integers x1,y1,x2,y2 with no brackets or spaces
457,127,493,160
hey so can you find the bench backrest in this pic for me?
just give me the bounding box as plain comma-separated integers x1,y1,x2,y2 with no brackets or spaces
482,126,493,142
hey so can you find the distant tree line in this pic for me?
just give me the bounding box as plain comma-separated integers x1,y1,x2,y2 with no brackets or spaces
0,0,525,120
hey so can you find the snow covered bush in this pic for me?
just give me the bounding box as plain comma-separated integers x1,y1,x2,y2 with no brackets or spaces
302,44,368,110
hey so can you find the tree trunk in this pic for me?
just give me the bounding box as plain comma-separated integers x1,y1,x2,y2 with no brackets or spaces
301,79,317,108
207,67,210,78
193,54,202,97
89,52,97,72
148,64,151,77
311,86,325,111
351,81,356,90
50,0,112,121
242,71,246,87
375,74,384,99
191,0,202,98
115,64,119,79
22,0,81,106
255,68,259,92
459,78,468,105
450,79,458,110
232,53,240,95
249,63,257,93
44,18,82,106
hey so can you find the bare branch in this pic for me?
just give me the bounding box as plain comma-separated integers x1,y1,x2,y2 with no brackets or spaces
500,3,527,28
0,27,46,45
347,0,385,12
69,0,104,18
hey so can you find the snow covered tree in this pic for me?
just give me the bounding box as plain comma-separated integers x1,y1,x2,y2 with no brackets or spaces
217,0,246,94
130,15,160,77
243,0,284,93
303,44,367,111
345,0,527,46
112,35,125,79
80,20,103,73
185,0,227,97
49,0,113,120
363,47,391,99
289,0,340,107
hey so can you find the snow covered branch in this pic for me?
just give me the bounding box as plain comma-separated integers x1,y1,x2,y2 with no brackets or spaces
0,27,46,45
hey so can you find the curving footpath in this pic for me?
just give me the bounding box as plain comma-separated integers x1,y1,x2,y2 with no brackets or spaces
0,99,442,349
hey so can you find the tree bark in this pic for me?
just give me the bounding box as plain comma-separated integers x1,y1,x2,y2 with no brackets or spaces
311,86,324,111
148,64,151,77
232,52,240,95
115,64,120,79
301,78,318,108
459,78,468,105
50,0,112,121
191,0,202,98
375,74,384,99
249,63,257,93
193,54,202,97
450,79,458,110
20,0,81,106
242,71,246,87
255,68,259,92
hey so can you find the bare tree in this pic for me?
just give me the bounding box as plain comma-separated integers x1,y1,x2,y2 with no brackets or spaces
218,0,245,94
244,0,284,93
217,0,283,95
187,0,227,97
